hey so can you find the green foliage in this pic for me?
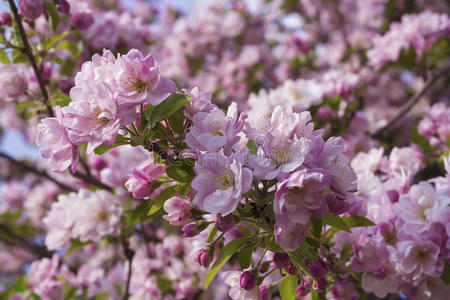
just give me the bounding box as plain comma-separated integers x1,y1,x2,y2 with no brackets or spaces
145,94,192,124
204,237,250,289
0,49,11,64
321,214,351,233
166,159,195,183
44,32,69,51
441,261,450,285
51,91,71,107
12,50,27,63
66,238,92,255
206,225,217,243
147,185,178,216
156,274,175,295
44,1,60,32
57,40,83,58
310,217,322,237
279,275,298,300
237,245,254,269
342,216,376,228
94,135,128,155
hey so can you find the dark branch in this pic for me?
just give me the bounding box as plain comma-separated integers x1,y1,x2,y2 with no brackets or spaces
73,171,113,191
121,238,135,300
372,66,449,138
0,152,77,192
0,224,53,258
7,0,54,116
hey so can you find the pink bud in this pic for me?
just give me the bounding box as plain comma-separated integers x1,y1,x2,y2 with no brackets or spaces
59,78,75,95
259,284,270,300
286,263,298,275
386,190,399,203
0,12,12,26
71,11,94,31
239,271,256,291
297,283,310,296
181,221,204,237
41,63,52,80
215,213,236,232
57,0,70,15
194,248,212,268
316,105,333,120
258,261,271,273
308,260,329,278
19,0,44,21
273,252,290,269
312,277,328,291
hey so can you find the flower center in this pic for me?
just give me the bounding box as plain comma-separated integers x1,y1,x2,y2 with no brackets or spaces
220,174,234,190
97,210,108,222
131,78,147,93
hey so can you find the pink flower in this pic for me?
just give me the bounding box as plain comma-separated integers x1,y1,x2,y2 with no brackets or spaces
125,159,167,199
163,195,191,225
183,87,215,121
71,11,95,31
397,238,442,278
274,169,331,229
27,255,63,299
115,49,176,105
222,271,261,300
18,0,44,21
330,280,359,300
72,190,122,242
0,65,26,100
36,107,78,173
62,81,128,153
191,152,252,216
185,102,244,155
274,224,306,251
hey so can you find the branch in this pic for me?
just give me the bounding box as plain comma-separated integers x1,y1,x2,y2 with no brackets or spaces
7,0,54,116
0,152,77,192
0,224,53,258
73,171,113,192
121,239,135,300
372,66,449,138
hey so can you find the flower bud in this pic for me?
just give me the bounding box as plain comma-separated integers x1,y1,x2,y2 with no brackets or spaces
259,284,270,300
19,0,44,21
41,63,52,80
297,283,310,296
194,248,212,268
316,105,333,120
181,221,205,237
71,11,94,31
239,271,256,291
312,277,328,291
286,263,298,275
386,190,399,203
308,260,329,278
0,12,12,26
215,213,235,232
57,0,70,15
273,252,290,269
59,78,75,95
258,261,271,273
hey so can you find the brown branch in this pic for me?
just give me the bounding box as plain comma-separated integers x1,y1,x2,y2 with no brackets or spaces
73,171,113,191
7,0,54,116
0,152,77,192
121,238,135,300
0,224,53,258
372,66,449,138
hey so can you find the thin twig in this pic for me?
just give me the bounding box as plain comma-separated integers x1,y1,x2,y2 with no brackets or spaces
73,170,113,191
372,66,449,137
7,0,54,116
0,152,76,192
121,238,135,300
0,224,53,258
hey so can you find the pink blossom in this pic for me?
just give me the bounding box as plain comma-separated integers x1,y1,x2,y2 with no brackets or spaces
274,169,331,229
125,159,167,199
222,271,261,300
183,87,215,121
0,65,26,100
36,107,78,173
71,11,95,31
397,238,443,278
163,195,191,225
274,224,306,251
191,152,252,216
115,49,176,105
18,0,44,21
27,255,63,300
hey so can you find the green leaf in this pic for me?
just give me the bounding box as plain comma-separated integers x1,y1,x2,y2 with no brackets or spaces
247,140,258,155
441,261,450,285
156,274,175,295
310,217,322,237
17,101,39,113
51,91,71,107
44,1,60,32
321,213,351,233
342,216,375,228
12,50,27,63
128,201,153,227
146,94,192,124
297,241,314,258
94,135,128,155
0,50,11,64
66,238,92,255
44,32,69,51
237,245,253,269
279,275,298,300
166,161,195,183
167,108,186,135
57,40,82,57
147,185,178,216
204,237,249,289
175,183,191,197
206,225,217,243
311,290,327,300
89,292,110,300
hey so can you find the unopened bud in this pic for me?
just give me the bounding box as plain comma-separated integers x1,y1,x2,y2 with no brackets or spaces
308,260,329,278
0,12,12,26
194,248,212,268
312,277,328,291
239,271,256,291
273,252,290,269
71,11,94,31
181,221,207,237
286,263,298,275
215,213,236,232
57,0,70,15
